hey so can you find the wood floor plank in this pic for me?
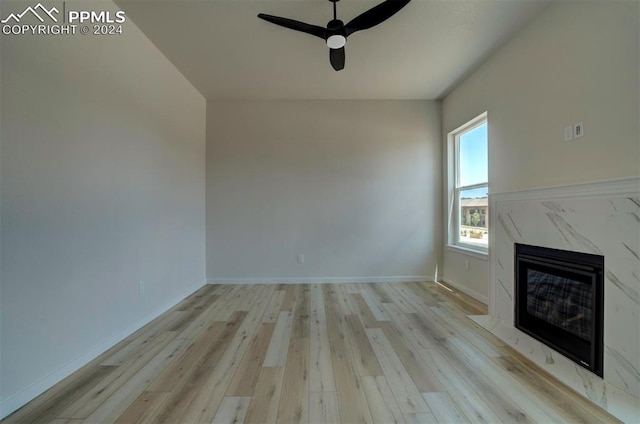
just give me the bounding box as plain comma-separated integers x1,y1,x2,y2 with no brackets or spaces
82,336,190,423
173,285,216,311
252,285,275,313
292,285,311,338
361,376,404,424
195,311,247,369
430,304,505,356
310,284,327,323
144,314,247,423
410,307,458,341
280,285,297,311
212,397,251,424
207,285,246,321
194,298,270,422
423,340,535,424
378,322,445,393
344,314,383,376
4,282,623,424
113,391,169,424
226,322,276,396
174,294,223,341
309,392,340,424
403,413,438,424
405,312,449,347
146,321,226,391
262,290,286,323
423,392,471,424
449,336,568,424
382,303,436,351
359,288,390,321
169,292,220,333
236,284,267,311
365,328,430,415
179,312,263,424
1,366,116,424
349,293,379,328
370,283,394,303
423,281,486,315
334,285,358,316
417,348,505,424
331,349,373,424
379,284,417,313
102,311,183,363
405,282,441,308
57,332,177,419
323,286,351,352
385,284,434,313
263,310,293,367
244,367,284,424
277,338,310,424
494,354,621,424
310,317,336,392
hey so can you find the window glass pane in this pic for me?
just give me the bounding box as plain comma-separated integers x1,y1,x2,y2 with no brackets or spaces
458,186,488,248
458,122,488,187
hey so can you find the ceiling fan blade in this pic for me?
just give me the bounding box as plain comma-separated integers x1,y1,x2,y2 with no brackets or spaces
330,47,345,71
257,13,326,40
344,0,411,36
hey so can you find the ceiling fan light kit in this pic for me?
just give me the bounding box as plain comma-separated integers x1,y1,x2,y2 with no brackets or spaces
327,34,346,49
258,0,411,71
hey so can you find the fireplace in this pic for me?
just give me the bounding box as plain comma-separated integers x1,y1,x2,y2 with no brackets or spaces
514,244,604,377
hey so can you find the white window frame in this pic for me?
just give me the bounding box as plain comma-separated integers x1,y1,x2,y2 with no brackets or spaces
446,112,488,257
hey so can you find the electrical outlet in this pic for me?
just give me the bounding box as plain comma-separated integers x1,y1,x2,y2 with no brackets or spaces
465,260,470,270
139,281,145,296
297,255,304,264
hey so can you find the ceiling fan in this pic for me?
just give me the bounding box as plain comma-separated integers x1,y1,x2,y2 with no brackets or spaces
257,0,411,71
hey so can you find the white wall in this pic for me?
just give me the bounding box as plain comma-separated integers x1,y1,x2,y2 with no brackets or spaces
0,1,206,416
206,100,441,282
441,1,640,298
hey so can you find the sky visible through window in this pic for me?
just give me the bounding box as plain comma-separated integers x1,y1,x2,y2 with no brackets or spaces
459,122,488,198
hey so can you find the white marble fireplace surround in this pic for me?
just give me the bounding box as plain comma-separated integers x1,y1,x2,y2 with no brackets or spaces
470,177,640,423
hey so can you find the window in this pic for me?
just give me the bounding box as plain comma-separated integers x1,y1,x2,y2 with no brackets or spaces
447,113,488,253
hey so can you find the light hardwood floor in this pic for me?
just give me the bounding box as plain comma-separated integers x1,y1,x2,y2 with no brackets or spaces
3,282,620,424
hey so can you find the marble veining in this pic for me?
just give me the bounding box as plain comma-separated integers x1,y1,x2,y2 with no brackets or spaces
606,269,640,306
623,242,640,260
506,213,523,239
486,180,640,423
545,212,603,254
497,213,517,243
607,346,640,391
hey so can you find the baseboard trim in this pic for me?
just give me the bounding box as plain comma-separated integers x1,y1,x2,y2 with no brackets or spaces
438,277,489,305
0,280,207,420
207,276,434,285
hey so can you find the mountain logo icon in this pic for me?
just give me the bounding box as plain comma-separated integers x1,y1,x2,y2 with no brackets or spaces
1,3,59,24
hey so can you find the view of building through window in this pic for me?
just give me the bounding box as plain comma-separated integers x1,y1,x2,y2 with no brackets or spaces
456,121,488,249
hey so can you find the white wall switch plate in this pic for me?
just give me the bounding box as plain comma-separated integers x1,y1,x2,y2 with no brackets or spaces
564,126,574,141
297,255,304,264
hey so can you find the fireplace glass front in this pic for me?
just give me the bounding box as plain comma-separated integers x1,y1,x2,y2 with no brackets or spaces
515,244,604,377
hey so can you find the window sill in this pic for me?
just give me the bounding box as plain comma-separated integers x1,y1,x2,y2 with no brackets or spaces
446,244,489,261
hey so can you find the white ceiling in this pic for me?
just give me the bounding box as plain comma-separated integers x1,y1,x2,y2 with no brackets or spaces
115,0,551,100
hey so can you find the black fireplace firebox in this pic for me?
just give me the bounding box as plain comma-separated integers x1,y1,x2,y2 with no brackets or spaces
515,244,604,377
